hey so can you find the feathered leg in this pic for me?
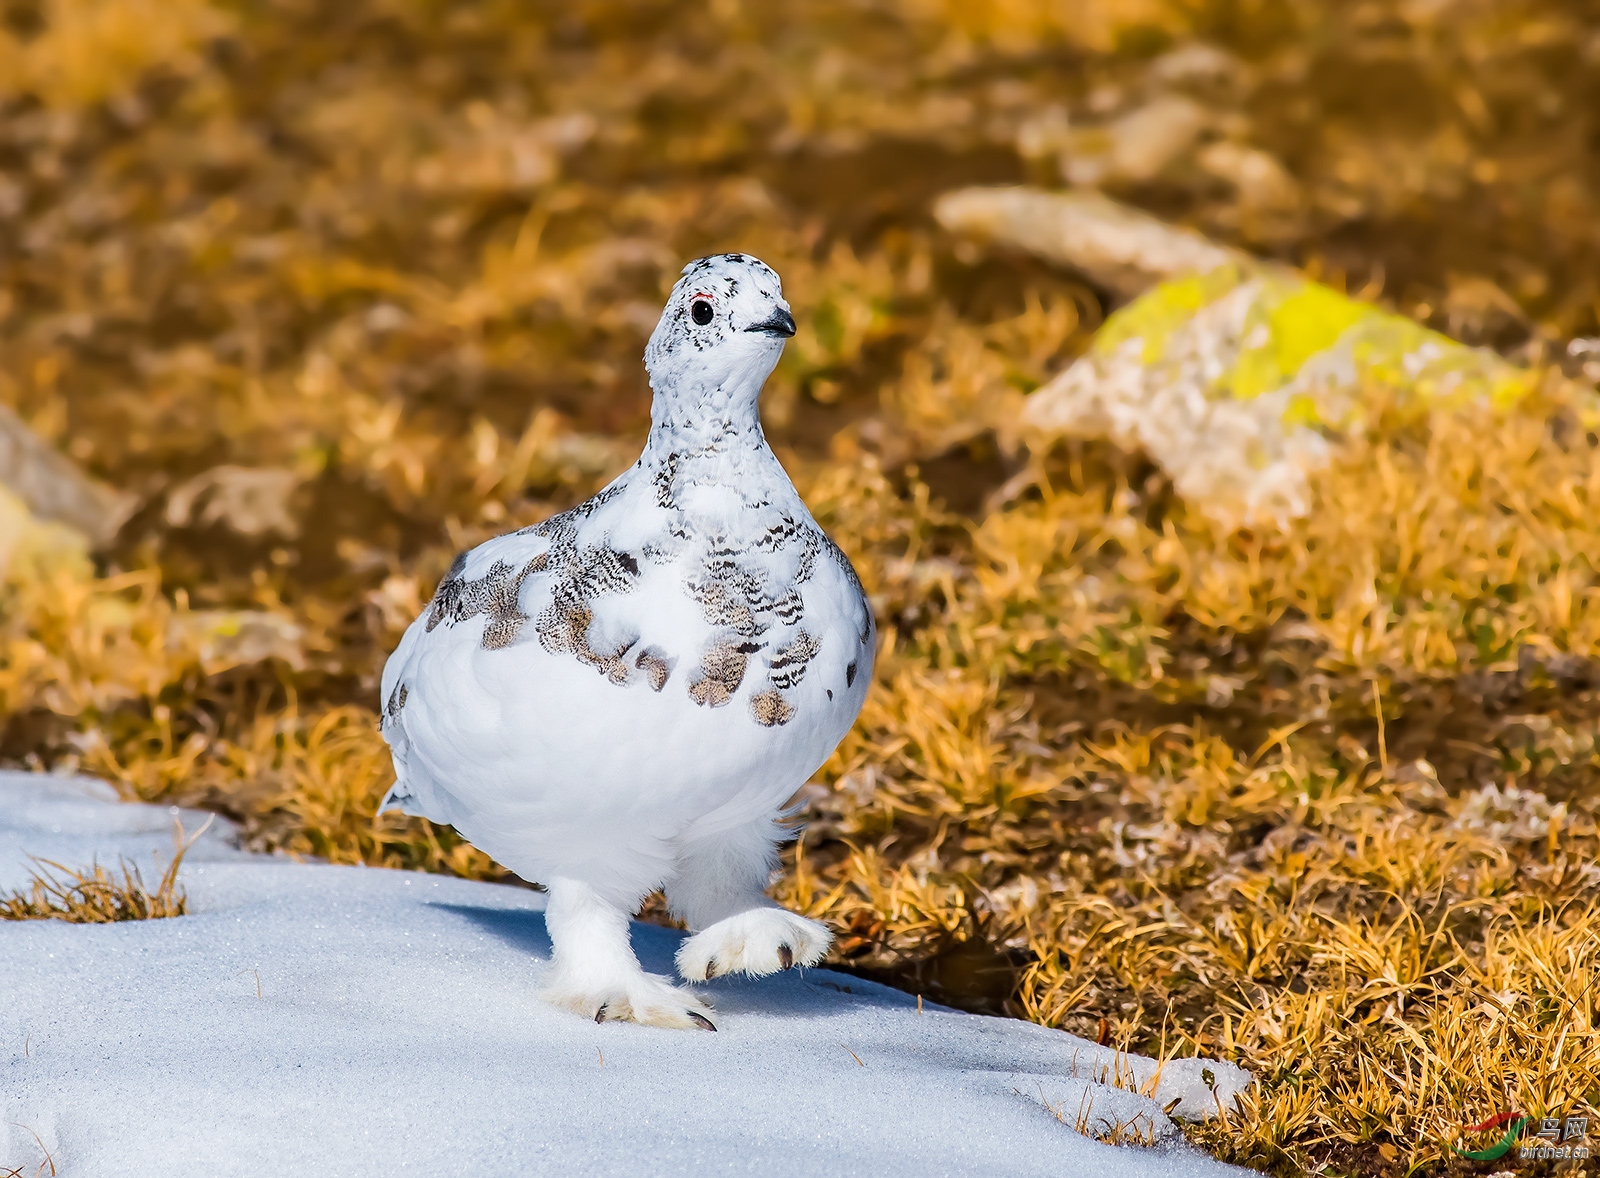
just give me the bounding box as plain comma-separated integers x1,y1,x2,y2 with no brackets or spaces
540,877,717,1030
667,814,832,982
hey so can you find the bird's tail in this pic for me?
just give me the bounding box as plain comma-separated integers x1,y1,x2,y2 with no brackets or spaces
377,781,413,815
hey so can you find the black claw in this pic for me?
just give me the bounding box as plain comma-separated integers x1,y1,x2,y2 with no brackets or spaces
777,944,794,970
688,1011,717,1032
595,1003,608,1024
705,960,717,981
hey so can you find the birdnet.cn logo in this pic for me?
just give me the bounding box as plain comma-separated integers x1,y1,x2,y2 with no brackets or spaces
1452,1111,1589,1162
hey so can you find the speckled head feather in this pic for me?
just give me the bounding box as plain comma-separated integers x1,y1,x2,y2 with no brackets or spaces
644,253,794,403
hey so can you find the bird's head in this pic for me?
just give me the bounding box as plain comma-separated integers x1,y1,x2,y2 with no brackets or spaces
644,253,795,402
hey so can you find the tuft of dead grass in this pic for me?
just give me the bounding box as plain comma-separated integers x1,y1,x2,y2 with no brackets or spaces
0,816,209,923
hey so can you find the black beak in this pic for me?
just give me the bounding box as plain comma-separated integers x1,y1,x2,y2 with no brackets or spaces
744,307,796,338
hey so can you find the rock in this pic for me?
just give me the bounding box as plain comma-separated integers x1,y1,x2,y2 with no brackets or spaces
0,402,135,548
1148,43,1245,89
167,608,308,673
1023,263,1537,527
934,186,1245,299
413,109,596,195
1440,274,1528,344
1196,141,1299,210
165,465,303,537
937,184,1547,529
1059,94,1209,187
1014,104,1073,162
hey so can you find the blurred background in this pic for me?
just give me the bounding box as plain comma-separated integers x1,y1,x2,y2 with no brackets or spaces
3,1,1600,1173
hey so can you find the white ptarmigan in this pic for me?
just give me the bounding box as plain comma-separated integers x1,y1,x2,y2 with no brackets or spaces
378,253,874,1030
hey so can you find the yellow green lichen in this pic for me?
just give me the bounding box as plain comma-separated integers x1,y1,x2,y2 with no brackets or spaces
1226,276,1371,401
1094,263,1249,362
1098,266,1535,428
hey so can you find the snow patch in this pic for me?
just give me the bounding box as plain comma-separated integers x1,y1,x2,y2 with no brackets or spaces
0,772,1256,1177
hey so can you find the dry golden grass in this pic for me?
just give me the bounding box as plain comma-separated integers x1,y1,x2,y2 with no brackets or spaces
793,395,1600,1172
2,0,1600,1173
0,854,186,921
0,0,229,109
0,816,205,922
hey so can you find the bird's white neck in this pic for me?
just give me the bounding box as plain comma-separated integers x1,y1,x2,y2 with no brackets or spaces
642,363,775,463
635,369,801,524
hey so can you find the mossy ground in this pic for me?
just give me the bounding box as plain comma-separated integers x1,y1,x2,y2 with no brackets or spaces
2,1,1599,1173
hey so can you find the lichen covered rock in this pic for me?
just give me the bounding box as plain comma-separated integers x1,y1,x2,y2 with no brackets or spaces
1025,263,1537,527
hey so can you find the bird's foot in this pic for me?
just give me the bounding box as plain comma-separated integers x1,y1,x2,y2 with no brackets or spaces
677,907,832,981
541,969,718,1030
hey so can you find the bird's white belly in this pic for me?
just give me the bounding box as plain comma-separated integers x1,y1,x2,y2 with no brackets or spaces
395,614,866,882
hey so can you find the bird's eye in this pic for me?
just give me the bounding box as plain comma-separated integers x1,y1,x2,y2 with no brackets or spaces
691,300,714,326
